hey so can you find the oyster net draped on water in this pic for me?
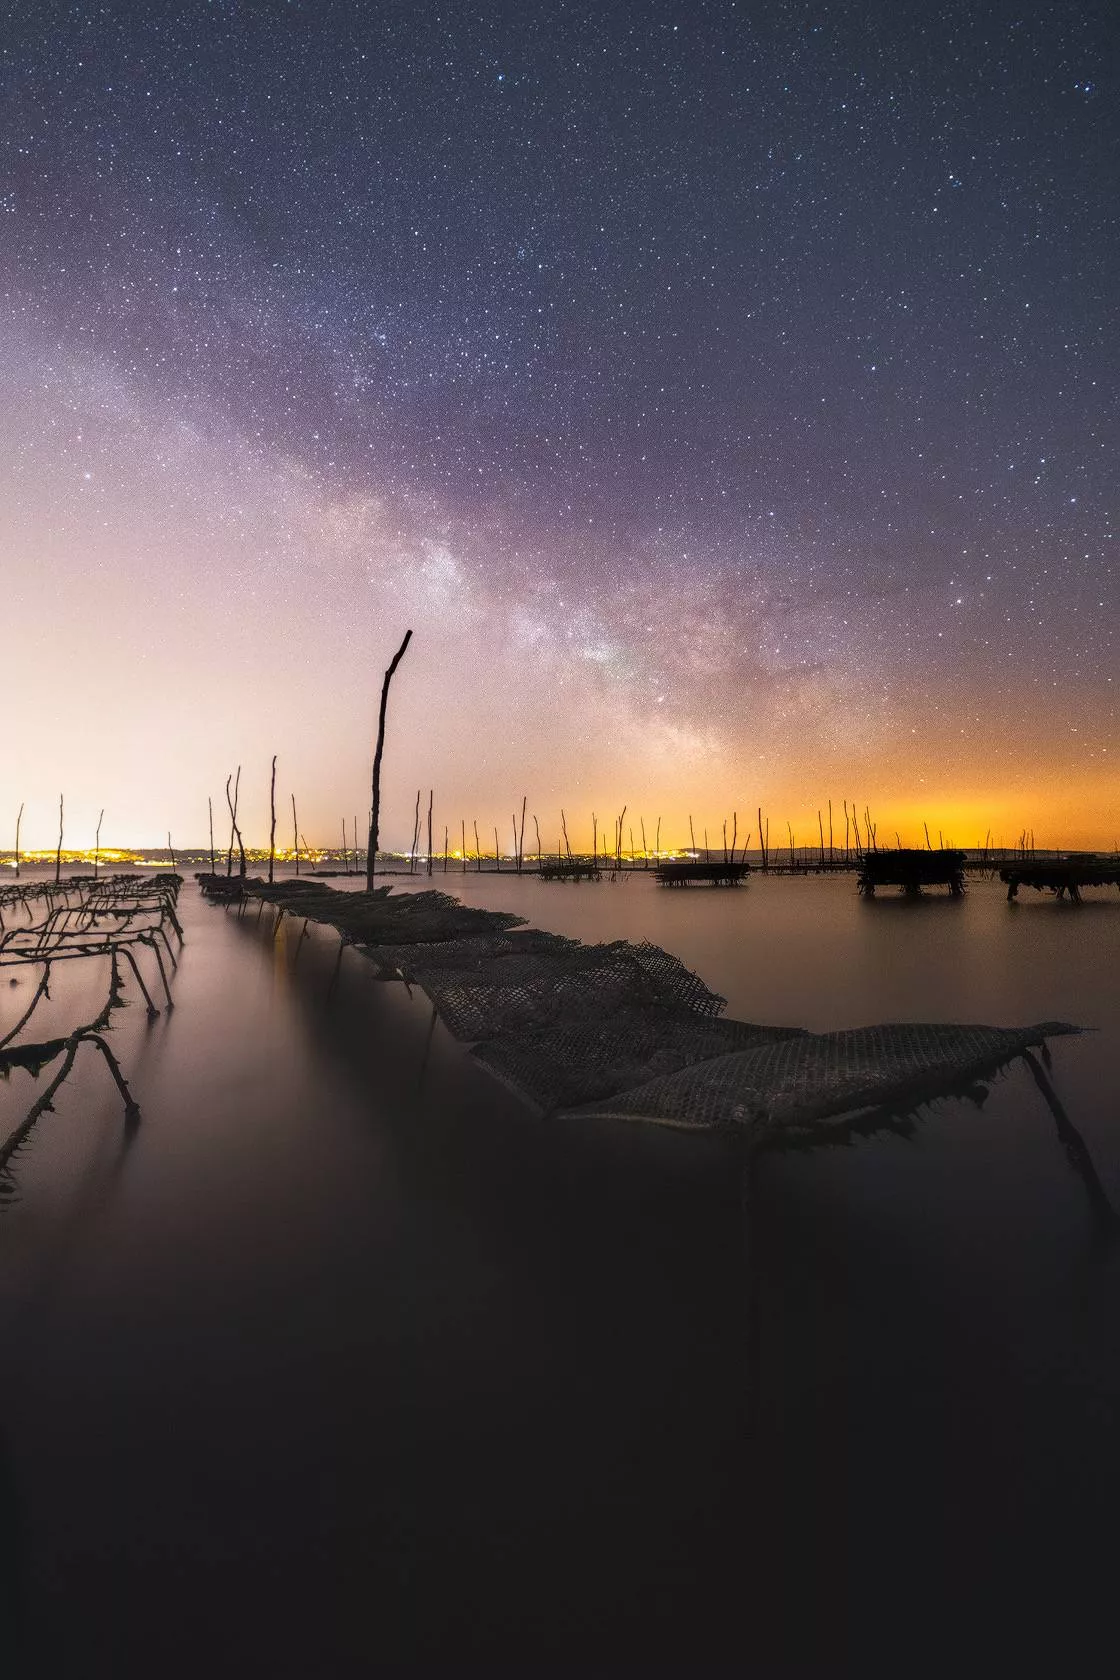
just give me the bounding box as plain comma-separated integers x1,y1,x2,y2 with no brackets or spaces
557,1020,1081,1135
211,880,1079,1136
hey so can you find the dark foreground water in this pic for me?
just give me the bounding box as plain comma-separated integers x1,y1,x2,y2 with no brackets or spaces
1,866,1118,1675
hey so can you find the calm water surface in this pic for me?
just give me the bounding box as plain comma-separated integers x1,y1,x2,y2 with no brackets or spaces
1,865,1118,1674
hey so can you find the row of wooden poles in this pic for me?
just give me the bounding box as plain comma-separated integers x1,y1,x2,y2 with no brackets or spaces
6,632,1042,883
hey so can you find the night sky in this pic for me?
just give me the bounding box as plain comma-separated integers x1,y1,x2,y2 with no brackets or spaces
2,0,1116,852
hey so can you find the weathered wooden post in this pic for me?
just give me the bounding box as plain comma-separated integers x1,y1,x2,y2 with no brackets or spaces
292,795,300,876
14,802,23,879
55,794,64,884
366,628,413,891
427,791,434,878
268,756,277,884
94,809,104,879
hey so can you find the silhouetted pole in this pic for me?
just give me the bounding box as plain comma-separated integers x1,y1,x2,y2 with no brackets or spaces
341,818,349,873
14,802,23,879
226,768,245,877
689,815,696,853
534,814,542,870
443,825,449,873
462,818,467,874
427,790,434,877
410,793,421,874
493,825,500,871
641,817,648,868
828,799,834,864
94,808,104,879
55,794,64,884
366,628,413,890
269,755,277,883
167,831,176,870
818,810,824,866
292,795,300,876
474,819,481,872
208,797,216,876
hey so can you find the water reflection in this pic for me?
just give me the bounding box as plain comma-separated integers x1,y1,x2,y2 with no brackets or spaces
2,869,1119,1672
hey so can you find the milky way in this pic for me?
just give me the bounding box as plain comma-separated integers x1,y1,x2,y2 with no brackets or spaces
2,0,1115,850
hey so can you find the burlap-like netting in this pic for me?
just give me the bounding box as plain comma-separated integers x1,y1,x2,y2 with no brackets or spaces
203,878,1079,1134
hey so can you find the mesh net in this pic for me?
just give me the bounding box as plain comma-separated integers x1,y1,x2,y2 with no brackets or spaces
560,1020,1081,1134
472,1010,806,1113
201,879,1080,1137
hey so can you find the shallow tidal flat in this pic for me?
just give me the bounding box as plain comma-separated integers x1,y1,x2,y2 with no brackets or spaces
1,865,1118,1673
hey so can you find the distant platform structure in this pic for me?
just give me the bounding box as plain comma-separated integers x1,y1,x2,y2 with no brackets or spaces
654,859,751,887
857,848,966,898
999,857,1120,903
539,860,602,883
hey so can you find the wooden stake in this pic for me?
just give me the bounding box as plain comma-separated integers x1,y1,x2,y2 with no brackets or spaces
366,628,413,890
494,825,500,871
167,831,176,870
14,801,22,879
474,819,481,872
55,793,64,884
427,790,434,877
94,808,104,879
268,755,277,884
292,795,300,876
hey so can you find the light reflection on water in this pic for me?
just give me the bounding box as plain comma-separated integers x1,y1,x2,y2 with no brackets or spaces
1,865,1118,1673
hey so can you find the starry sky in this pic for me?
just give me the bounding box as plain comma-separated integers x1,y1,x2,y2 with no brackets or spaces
2,0,1116,853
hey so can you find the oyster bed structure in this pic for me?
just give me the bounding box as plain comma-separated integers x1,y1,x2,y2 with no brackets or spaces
0,874,184,1183
200,876,1081,1149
